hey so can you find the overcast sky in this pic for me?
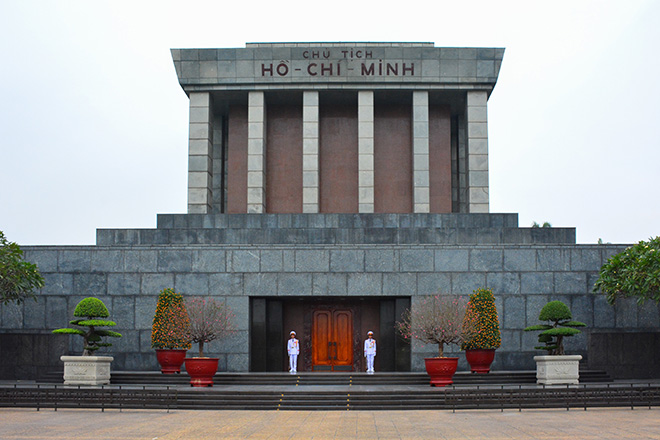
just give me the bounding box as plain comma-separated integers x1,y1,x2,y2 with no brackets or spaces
1,0,658,246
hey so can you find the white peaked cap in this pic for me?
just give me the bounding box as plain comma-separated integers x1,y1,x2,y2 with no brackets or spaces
290,331,296,335
367,331,373,335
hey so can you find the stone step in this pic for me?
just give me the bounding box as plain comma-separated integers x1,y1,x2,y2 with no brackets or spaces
96,226,576,246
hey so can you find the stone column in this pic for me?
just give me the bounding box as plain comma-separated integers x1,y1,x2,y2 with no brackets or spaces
412,91,430,213
358,91,374,213
467,91,489,213
302,91,319,213
247,91,266,213
187,92,213,214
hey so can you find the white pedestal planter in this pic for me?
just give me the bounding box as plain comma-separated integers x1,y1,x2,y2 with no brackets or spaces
533,355,582,385
61,356,113,385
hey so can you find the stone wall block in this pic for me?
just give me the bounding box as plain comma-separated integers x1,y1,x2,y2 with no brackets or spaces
245,273,278,296
226,297,249,331
330,250,365,272
107,273,141,295
347,273,382,296
615,298,638,328
124,251,158,272
229,250,261,273
210,273,244,296
570,248,602,271
486,272,521,295
451,273,486,295
364,249,395,272
536,248,571,271
72,273,107,297
570,295,594,327
24,249,58,272
638,303,660,328
503,249,536,271
23,298,46,329
112,296,136,329
135,297,157,330
417,273,451,295
192,250,227,272
157,251,193,272
382,273,417,296
295,250,329,272
58,250,91,272
400,249,434,272
45,297,68,329
140,274,175,295
469,249,503,271
525,295,550,327
500,329,521,351
520,272,553,294
175,273,210,296
503,296,525,329
278,273,312,296
555,272,587,294
91,251,124,273
434,249,469,271
41,273,73,296
593,296,616,328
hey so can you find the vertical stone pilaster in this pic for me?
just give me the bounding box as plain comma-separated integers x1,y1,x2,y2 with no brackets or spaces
302,91,319,213
187,92,213,214
467,91,489,213
412,91,430,213
358,91,374,213
247,91,266,213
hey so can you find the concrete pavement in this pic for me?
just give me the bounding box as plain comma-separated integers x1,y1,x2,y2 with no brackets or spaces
1,407,659,439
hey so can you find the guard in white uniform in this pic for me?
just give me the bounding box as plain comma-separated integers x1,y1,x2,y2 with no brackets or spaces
364,331,376,374
287,331,299,373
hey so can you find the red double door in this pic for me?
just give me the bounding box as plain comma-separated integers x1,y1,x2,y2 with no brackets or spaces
311,309,353,371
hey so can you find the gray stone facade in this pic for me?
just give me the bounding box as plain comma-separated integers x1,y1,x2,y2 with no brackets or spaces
3,213,657,375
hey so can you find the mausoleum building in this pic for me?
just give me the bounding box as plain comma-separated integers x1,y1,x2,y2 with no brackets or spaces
2,43,657,380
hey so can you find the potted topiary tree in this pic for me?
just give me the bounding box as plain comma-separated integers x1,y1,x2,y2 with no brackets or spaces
151,288,191,374
524,300,586,384
396,294,478,387
52,297,122,385
183,298,235,387
461,287,501,373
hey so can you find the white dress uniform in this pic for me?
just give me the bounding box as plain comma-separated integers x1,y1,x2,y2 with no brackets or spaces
364,333,376,373
287,333,299,373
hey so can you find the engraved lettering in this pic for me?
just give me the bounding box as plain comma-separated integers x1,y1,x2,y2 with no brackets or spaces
386,63,398,76
365,50,373,59
361,63,375,75
307,63,317,76
322,50,330,59
261,63,273,76
403,63,415,75
276,62,289,76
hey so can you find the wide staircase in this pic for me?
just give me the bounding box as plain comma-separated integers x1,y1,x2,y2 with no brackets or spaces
7,369,656,412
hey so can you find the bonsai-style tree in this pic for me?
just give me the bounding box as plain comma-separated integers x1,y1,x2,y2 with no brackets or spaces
52,297,122,356
151,288,191,350
396,295,478,357
461,288,501,350
0,231,44,305
524,300,586,355
593,236,660,305
185,298,235,358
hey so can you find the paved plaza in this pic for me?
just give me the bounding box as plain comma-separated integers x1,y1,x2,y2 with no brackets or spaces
1,407,659,439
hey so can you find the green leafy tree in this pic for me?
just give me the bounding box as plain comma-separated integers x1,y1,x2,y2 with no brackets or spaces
593,236,660,305
0,231,44,305
151,288,191,350
461,288,502,350
524,301,586,355
52,297,122,356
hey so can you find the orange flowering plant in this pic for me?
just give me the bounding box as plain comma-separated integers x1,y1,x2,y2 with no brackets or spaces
151,288,191,350
396,294,478,358
185,298,236,358
461,288,501,350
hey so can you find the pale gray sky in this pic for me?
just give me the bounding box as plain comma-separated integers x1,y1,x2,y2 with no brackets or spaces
1,0,658,245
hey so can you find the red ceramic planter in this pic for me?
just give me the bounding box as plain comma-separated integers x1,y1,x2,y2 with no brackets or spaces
424,357,458,387
184,358,219,387
465,349,496,374
155,349,188,374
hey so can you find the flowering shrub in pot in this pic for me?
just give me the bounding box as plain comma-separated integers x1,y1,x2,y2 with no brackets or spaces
151,288,191,374
396,294,478,386
183,298,235,387
461,288,501,373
